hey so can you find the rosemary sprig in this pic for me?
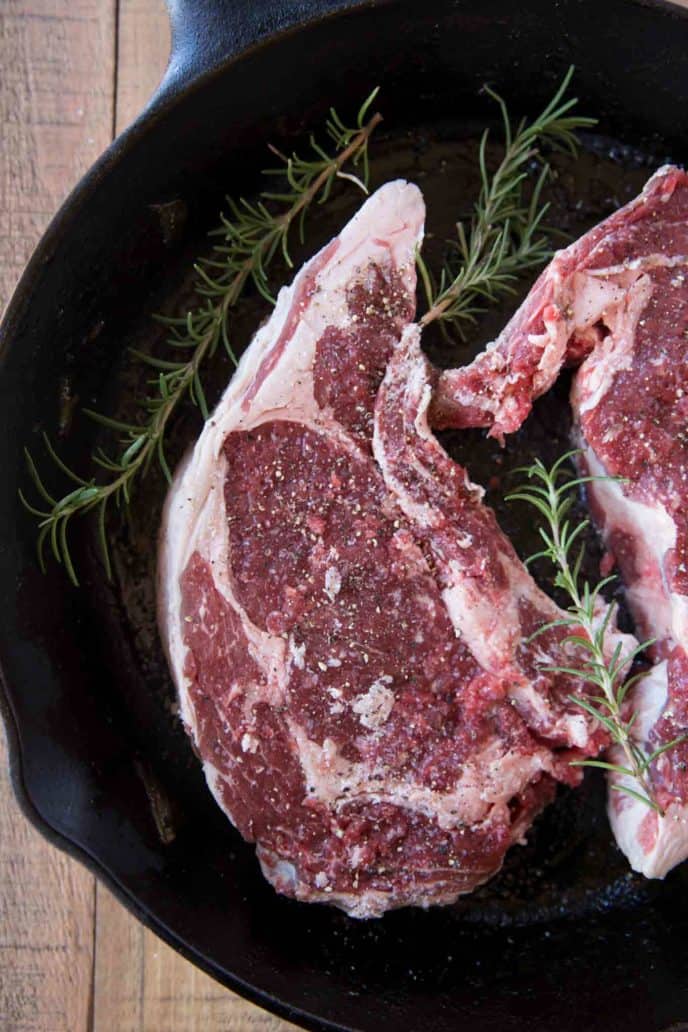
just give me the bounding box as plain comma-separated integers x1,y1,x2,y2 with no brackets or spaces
507,450,686,815
419,67,596,336
21,90,382,585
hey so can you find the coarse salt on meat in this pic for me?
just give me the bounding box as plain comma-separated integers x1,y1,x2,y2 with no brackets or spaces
159,180,626,917
434,165,688,879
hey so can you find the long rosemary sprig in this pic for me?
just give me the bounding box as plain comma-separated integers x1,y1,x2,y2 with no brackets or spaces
419,67,596,335
507,450,686,815
21,90,382,585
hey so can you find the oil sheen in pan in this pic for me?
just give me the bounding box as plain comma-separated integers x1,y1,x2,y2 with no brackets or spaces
90,123,669,927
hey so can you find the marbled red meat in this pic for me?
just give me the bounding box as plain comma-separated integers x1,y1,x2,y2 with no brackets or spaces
158,181,624,917
435,165,688,879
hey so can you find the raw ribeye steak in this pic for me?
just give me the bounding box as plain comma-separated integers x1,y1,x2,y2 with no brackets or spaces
433,165,688,879
159,181,622,917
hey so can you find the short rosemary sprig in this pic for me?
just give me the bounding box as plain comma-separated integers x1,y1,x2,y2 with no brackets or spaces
419,67,596,336
507,450,686,815
21,91,382,585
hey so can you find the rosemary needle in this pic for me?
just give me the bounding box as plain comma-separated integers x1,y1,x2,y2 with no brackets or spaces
507,450,687,815
21,90,382,585
418,67,596,336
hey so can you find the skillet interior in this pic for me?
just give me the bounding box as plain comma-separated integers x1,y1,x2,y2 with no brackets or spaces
3,1,688,1029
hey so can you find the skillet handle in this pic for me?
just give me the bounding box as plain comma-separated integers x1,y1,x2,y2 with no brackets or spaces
160,0,369,97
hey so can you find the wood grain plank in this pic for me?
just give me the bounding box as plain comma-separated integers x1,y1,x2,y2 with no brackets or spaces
0,1,115,1029
92,885,145,1031
93,880,298,1031
0,0,117,312
92,2,297,1027
113,0,170,135
0,733,96,1032
141,918,298,1031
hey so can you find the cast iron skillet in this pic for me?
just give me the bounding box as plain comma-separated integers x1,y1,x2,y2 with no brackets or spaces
3,1,688,1029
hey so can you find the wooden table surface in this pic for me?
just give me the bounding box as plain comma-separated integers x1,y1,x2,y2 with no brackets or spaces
0,2,296,1028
